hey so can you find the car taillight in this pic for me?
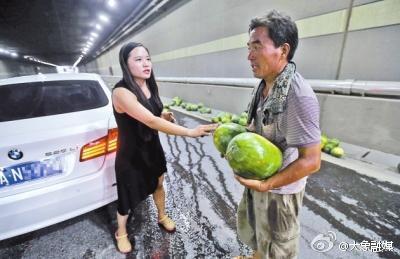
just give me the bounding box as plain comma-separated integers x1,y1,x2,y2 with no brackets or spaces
107,128,118,153
80,128,118,162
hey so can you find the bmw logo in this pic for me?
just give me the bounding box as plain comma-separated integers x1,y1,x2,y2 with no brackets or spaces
8,149,23,160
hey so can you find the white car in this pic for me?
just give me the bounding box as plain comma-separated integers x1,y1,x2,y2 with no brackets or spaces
0,73,118,240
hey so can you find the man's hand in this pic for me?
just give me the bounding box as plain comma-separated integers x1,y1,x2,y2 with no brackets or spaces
234,174,270,192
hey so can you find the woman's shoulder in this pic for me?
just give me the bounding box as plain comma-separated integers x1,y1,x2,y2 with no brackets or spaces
112,81,138,101
113,79,126,90
112,80,133,96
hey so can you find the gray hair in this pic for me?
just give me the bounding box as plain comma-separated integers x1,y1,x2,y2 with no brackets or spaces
249,10,298,61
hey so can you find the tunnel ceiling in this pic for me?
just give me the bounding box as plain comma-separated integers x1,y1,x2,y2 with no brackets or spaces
0,0,187,66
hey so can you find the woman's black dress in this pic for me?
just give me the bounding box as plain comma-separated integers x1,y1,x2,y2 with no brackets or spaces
112,82,167,215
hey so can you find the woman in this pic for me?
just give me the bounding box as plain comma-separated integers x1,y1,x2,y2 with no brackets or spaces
112,42,215,253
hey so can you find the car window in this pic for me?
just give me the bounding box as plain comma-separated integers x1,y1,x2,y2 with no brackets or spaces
0,80,108,122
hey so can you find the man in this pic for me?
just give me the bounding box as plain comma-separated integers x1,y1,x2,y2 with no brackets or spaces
234,10,321,259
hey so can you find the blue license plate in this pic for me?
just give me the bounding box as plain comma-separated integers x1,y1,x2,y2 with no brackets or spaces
0,161,64,188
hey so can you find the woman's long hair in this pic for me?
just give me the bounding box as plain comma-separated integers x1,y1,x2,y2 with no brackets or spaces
118,42,163,111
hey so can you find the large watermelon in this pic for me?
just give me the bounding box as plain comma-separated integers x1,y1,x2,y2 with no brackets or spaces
225,132,282,180
213,123,246,155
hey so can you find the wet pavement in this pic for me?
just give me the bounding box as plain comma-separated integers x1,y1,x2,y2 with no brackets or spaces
0,111,399,258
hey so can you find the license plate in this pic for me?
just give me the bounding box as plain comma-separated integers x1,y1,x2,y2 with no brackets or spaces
0,158,66,188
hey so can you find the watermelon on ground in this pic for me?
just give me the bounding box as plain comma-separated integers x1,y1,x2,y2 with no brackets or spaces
220,117,231,123
172,96,182,106
328,138,340,148
323,143,335,153
330,147,344,158
211,117,219,123
321,135,328,149
231,115,240,123
238,117,247,126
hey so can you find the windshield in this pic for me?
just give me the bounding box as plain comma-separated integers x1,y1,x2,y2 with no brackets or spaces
0,80,108,122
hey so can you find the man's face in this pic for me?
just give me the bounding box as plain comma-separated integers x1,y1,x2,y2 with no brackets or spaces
247,26,285,81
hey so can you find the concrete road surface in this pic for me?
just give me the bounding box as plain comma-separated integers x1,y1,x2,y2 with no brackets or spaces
0,112,398,258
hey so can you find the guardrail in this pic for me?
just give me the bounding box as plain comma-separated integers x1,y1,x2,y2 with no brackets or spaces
156,77,400,98
101,75,400,155
101,75,400,98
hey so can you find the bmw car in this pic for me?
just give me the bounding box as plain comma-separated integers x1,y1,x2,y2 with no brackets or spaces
0,73,118,240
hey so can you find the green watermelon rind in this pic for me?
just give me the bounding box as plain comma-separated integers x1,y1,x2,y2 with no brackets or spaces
213,123,247,155
330,146,344,158
225,132,283,180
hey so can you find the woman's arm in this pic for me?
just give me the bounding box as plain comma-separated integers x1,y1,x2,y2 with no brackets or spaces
112,88,214,137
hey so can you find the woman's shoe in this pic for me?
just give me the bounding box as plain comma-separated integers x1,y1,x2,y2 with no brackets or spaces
115,231,132,253
158,215,176,233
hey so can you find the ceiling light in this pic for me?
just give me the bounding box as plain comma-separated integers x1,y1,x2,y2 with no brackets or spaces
107,0,116,8
99,14,109,23
11,53,18,57
95,24,102,30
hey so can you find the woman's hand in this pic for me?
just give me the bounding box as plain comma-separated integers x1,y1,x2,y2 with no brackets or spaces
161,111,176,123
187,124,218,137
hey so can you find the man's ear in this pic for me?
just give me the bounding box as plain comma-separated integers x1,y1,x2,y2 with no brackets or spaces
281,43,291,60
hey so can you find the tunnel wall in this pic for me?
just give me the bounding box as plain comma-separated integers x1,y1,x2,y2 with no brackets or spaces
87,0,400,81
92,0,400,155
0,59,56,79
158,82,400,156
101,75,400,156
